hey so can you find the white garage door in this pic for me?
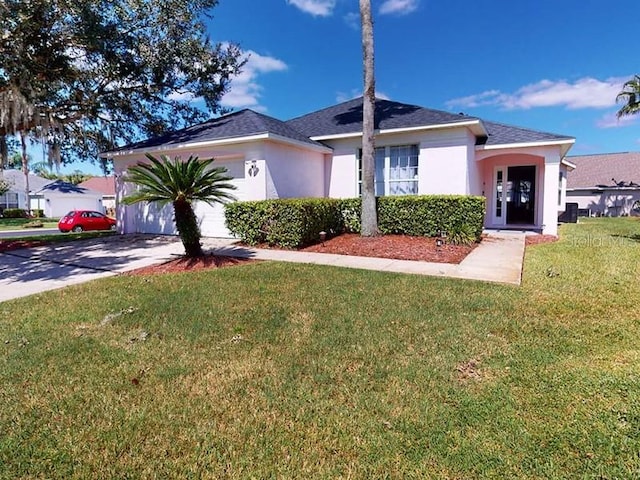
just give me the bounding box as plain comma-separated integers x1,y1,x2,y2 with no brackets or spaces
133,158,246,237
196,159,246,238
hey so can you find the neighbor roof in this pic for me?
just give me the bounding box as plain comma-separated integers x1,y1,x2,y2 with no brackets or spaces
79,176,115,196
36,180,102,196
286,97,482,138
567,152,640,189
1,169,52,193
105,109,327,155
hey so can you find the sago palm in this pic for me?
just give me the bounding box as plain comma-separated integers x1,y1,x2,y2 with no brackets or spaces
123,153,237,257
616,75,640,118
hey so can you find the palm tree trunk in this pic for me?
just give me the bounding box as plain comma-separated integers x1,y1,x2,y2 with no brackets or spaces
360,0,378,237
20,132,30,216
173,198,203,257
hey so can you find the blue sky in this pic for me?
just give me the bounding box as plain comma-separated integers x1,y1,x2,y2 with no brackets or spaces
61,0,639,173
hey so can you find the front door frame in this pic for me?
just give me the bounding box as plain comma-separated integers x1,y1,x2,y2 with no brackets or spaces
491,164,537,227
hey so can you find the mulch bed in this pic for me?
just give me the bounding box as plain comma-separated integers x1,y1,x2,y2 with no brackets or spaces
525,234,558,246
301,233,477,264
125,254,255,276
0,239,47,252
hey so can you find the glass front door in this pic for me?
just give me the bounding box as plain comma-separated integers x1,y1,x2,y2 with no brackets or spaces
493,165,536,226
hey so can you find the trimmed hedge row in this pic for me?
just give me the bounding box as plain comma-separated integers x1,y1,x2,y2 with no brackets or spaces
341,195,485,239
225,198,344,248
1,208,28,218
225,195,485,248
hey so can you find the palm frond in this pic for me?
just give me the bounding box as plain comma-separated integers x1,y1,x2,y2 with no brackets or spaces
616,75,640,119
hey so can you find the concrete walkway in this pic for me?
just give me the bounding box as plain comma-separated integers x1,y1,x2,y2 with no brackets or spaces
204,231,526,286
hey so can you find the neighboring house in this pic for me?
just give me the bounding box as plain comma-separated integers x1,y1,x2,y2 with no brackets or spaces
79,176,116,215
0,169,52,214
36,180,104,218
103,97,575,237
566,152,640,216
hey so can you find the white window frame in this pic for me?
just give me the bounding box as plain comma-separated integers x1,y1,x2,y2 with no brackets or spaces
358,144,419,196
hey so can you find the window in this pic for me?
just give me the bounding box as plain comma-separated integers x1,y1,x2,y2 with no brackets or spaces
358,144,419,196
558,171,564,206
0,192,18,209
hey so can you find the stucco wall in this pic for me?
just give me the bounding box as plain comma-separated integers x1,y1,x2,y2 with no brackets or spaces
264,142,325,199
323,127,473,198
567,189,640,216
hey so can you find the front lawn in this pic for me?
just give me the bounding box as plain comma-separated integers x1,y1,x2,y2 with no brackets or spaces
0,217,60,230
1,218,639,478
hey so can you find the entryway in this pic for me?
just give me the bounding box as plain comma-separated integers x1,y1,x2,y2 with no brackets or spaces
493,165,536,226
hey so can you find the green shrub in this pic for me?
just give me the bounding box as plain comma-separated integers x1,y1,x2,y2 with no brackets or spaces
2,208,27,218
340,195,485,241
31,209,44,218
225,198,344,248
226,195,485,248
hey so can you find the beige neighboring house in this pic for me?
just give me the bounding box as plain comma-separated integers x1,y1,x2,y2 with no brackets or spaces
79,176,116,215
566,152,640,217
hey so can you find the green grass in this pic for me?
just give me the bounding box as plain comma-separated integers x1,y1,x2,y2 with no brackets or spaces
0,217,59,230
1,218,640,478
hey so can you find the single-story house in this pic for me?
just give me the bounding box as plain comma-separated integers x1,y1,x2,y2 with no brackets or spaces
0,169,51,215
36,180,104,218
103,97,575,237
566,152,640,216
78,176,116,215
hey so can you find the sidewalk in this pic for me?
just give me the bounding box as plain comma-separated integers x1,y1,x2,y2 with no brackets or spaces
204,231,526,286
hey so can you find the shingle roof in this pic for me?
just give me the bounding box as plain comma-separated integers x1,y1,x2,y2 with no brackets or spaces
36,180,102,196
79,176,115,195
286,97,480,137
566,152,640,189
107,109,327,154
481,120,574,146
0,169,52,193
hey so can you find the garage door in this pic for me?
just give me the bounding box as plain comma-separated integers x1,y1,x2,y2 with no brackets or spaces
195,159,246,238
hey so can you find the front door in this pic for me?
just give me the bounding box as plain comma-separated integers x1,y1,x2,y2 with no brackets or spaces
493,165,536,226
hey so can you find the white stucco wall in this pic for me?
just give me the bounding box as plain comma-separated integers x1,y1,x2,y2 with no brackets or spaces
567,189,640,216
323,127,473,198
263,142,325,199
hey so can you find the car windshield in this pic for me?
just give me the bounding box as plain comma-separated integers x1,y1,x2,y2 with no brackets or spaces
65,211,75,217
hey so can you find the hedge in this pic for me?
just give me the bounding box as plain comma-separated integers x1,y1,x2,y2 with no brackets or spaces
225,195,486,248
225,198,344,248
341,195,485,240
1,208,28,218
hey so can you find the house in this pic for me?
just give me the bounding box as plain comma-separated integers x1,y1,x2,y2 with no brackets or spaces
566,152,640,216
0,169,51,215
36,180,104,218
103,97,575,237
79,176,116,215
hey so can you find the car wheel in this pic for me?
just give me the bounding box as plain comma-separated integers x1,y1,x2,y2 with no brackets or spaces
110,224,117,231
72,225,84,233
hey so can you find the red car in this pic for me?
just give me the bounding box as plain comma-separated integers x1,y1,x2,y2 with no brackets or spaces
58,210,117,233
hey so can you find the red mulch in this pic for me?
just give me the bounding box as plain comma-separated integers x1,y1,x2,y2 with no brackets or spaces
525,234,558,246
0,239,47,252
125,254,255,276
301,233,476,264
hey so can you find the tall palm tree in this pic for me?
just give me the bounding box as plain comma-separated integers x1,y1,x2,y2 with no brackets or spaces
617,75,640,118
360,0,378,237
123,153,237,257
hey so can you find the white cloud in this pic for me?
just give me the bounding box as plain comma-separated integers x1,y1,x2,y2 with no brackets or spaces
446,77,629,111
344,12,359,29
596,112,638,129
286,0,336,16
379,0,418,15
336,89,390,103
222,50,288,111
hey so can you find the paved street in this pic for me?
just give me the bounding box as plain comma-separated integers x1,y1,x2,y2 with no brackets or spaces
0,228,61,239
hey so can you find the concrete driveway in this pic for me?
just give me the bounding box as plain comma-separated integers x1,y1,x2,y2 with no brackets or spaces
0,235,234,303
